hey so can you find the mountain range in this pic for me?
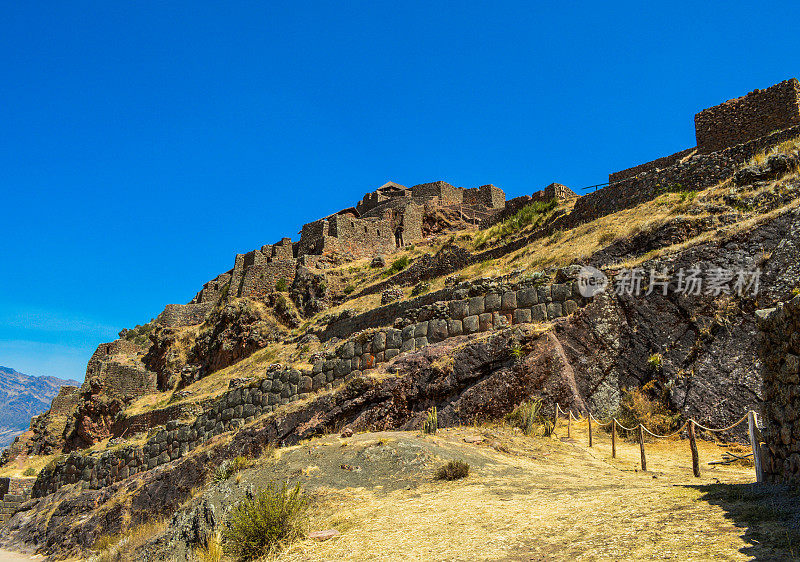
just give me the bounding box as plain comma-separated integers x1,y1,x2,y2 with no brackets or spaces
0,367,79,448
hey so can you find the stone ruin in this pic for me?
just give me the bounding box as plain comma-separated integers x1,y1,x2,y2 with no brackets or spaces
758,296,800,483
610,78,800,183
157,180,510,327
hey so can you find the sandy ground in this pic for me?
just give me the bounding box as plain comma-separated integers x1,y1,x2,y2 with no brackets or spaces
0,550,36,561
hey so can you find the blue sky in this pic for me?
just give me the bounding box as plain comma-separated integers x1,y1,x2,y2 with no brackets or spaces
1,1,799,382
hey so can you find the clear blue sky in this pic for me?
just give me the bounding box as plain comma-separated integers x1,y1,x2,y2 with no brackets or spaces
1,1,798,382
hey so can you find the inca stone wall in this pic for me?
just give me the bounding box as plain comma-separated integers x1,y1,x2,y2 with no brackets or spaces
569,124,800,228
48,386,81,417
757,296,800,484
695,78,800,154
609,148,696,183
0,478,35,525
156,303,214,328
32,278,587,498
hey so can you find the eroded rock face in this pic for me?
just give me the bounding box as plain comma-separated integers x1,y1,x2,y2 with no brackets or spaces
290,266,329,317
191,300,288,381
144,299,289,391
63,379,125,452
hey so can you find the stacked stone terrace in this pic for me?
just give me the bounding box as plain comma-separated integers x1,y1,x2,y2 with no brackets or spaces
0,478,35,525
33,276,586,497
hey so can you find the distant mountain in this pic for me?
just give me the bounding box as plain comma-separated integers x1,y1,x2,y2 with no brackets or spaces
0,366,79,447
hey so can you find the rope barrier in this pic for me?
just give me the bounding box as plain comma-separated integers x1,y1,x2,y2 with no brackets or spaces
551,402,764,482
691,413,750,433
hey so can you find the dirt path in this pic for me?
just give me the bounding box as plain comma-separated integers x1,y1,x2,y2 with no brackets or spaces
0,550,36,561
254,422,793,561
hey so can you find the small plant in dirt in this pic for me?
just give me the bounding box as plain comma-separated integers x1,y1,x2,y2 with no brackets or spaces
435,459,470,481
275,278,288,292
647,352,663,373
223,481,308,560
422,406,438,434
510,344,524,363
506,398,553,436
213,456,250,483
23,466,37,476
343,283,355,295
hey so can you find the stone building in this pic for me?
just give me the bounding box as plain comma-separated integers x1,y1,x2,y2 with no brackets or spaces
84,340,157,401
299,180,506,260
610,78,800,181
695,78,800,154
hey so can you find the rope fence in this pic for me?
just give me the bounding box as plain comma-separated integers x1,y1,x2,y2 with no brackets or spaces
552,403,765,482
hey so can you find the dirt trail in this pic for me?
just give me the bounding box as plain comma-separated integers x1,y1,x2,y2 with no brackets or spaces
183,420,796,561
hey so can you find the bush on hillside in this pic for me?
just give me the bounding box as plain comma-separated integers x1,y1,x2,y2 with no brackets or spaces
223,481,308,560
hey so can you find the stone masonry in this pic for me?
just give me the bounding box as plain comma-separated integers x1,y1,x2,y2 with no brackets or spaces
695,78,800,154
32,277,586,498
610,78,800,182
757,295,800,483
0,478,35,525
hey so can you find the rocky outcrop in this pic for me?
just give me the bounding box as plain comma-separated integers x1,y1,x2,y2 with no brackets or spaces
63,379,126,452
290,266,329,317
144,299,289,391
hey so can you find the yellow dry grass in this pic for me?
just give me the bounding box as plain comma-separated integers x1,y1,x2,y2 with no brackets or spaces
266,424,776,562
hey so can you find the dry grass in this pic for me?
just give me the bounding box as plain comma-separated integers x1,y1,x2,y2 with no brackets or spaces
264,425,770,561
89,518,167,562
0,453,60,478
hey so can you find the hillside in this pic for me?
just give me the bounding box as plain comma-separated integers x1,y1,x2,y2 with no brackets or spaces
0,368,78,448
2,78,800,560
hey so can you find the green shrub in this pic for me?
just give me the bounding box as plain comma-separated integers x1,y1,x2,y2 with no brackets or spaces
647,353,663,372
343,284,355,295
22,467,36,476
510,344,524,363
476,199,558,247
223,482,308,560
506,398,553,436
435,459,470,481
275,278,288,292
383,256,410,277
422,406,438,435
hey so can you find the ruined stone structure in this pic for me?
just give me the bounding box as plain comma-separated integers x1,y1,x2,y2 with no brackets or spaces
0,478,35,525
85,341,157,402
757,296,800,483
299,180,505,260
610,78,800,182
33,276,586,497
695,78,800,154
149,180,506,328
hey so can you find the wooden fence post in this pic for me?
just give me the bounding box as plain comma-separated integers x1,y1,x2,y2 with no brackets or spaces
748,411,764,483
688,420,700,477
567,411,572,438
611,419,617,458
554,404,559,434
588,414,593,448
638,424,647,471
